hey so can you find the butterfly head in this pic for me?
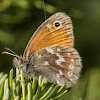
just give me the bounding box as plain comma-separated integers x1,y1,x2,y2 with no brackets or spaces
13,56,23,69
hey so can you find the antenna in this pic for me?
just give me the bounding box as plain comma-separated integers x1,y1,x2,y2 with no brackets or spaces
2,51,20,58
43,0,47,20
5,47,18,55
2,47,20,58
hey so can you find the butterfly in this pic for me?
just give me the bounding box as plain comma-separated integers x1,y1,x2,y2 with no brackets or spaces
3,12,82,88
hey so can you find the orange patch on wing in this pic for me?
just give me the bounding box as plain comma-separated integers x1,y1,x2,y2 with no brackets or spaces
23,12,74,58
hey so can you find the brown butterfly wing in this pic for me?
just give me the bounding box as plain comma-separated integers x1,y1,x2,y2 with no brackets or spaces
26,46,82,88
23,12,74,59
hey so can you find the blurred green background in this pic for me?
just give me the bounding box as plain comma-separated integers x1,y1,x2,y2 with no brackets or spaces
0,0,100,100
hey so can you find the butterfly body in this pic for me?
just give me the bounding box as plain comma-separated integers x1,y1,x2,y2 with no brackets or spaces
12,12,82,88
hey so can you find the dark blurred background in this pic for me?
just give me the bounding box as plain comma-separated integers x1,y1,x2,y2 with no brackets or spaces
0,0,100,100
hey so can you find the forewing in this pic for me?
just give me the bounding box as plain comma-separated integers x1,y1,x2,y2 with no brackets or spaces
28,46,82,88
24,12,74,59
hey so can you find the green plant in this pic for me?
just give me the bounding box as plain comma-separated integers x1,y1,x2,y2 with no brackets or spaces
0,68,68,100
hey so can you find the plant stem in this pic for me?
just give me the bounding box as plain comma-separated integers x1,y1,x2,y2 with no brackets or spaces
21,70,26,100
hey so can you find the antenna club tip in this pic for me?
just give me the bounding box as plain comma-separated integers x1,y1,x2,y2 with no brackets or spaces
2,51,6,54
5,47,9,50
